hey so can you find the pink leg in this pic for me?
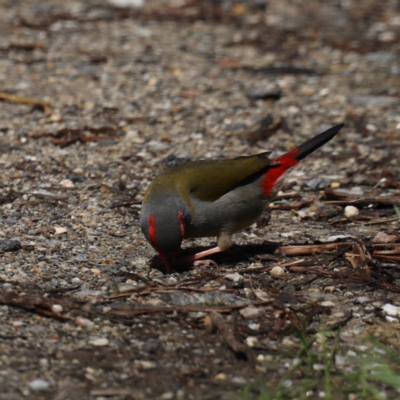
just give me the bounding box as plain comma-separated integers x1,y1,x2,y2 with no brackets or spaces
191,246,224,260
177,246,224,269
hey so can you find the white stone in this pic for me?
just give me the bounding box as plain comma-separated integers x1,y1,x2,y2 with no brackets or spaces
160,392,174,400
248,323,260,331
321,301,335,307
382,304,400,317
75,316,95,327
54,227,67,235
270,266,285,277
89,338,109,346
239,307,263,319
225,272,243,282
51,304,63,313
245,336,260,347
344,205,359,219
59,179,75,188
29,379,50,391
108,0,144,7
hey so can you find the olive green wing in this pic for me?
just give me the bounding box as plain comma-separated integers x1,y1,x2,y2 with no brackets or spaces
170,152,272,202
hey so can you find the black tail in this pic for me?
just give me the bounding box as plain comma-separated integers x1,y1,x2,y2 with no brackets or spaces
295,123,344,161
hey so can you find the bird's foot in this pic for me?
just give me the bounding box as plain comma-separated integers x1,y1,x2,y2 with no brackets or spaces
192,259,218,268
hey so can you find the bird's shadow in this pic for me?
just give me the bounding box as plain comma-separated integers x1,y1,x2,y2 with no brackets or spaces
148,241,281,274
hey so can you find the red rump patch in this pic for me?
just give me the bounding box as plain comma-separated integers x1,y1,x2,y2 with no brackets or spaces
177,211,185,238
262,148,300,196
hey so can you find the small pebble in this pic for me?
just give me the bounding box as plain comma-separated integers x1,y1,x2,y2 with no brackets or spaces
89,338,109,346
344,205,359,219
214,373,227,381
372,231,397,244
29,379,50,391
246,82,281,100
135,360,157,369
0,239,22,253
54,227,67,235
50,112,62,122
90,268,101,275
321,301,335,307
160,392,174,400
59,179,75,188
306,178,331,190
245,337,260,347
313,363,325,371
356,296,370,304
382,304,400,317
51,304,63,313
239,306,264,319
75,316,95,326
281,337,297,347
270,266,285,278
224,272,243,282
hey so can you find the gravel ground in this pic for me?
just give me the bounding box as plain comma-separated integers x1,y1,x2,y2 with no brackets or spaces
1,1,400,399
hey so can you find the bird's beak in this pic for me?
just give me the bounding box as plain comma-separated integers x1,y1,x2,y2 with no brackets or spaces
160,253,175,274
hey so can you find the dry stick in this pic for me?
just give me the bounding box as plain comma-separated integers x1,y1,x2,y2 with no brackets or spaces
322,189,400,207
0,291,69,322
91,390,133,397
107,285,229,300
245,258,306,273
356,217,400,225
269,200,313,210
106,300,273,318
209,311,252,360
276,242,354,256
0,92,51,115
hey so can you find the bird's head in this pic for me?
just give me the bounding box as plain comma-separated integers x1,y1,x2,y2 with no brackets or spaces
140,193,191,273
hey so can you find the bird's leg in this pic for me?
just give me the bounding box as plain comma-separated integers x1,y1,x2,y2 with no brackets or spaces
181,233,232,268
187,246,222,268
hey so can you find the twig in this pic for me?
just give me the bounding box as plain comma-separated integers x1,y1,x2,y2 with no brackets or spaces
105,300,272,318
275,243,353,256
0,291,69,322
209,312,253,361
0,92,51,115
107,285,228,300
270,200,313,210
245,258,306,273
0,189,19,205
322,188,400,207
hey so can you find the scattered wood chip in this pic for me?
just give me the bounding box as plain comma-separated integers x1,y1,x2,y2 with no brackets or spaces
242,114,290,145
372,232,398,244
0,92,51,115
0,189,19,205
275,242,353,256
270,199,313,210
322,188,400,207
209,312,253,361
344,243,371,275
54,227,67,235
29,189,68,201
31,126,123,147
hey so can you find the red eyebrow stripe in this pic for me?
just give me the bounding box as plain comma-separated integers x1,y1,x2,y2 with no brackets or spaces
178,211,185,238
148,215,157,247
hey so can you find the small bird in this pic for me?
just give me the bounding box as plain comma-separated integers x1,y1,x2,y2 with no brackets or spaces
141,123,344,273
